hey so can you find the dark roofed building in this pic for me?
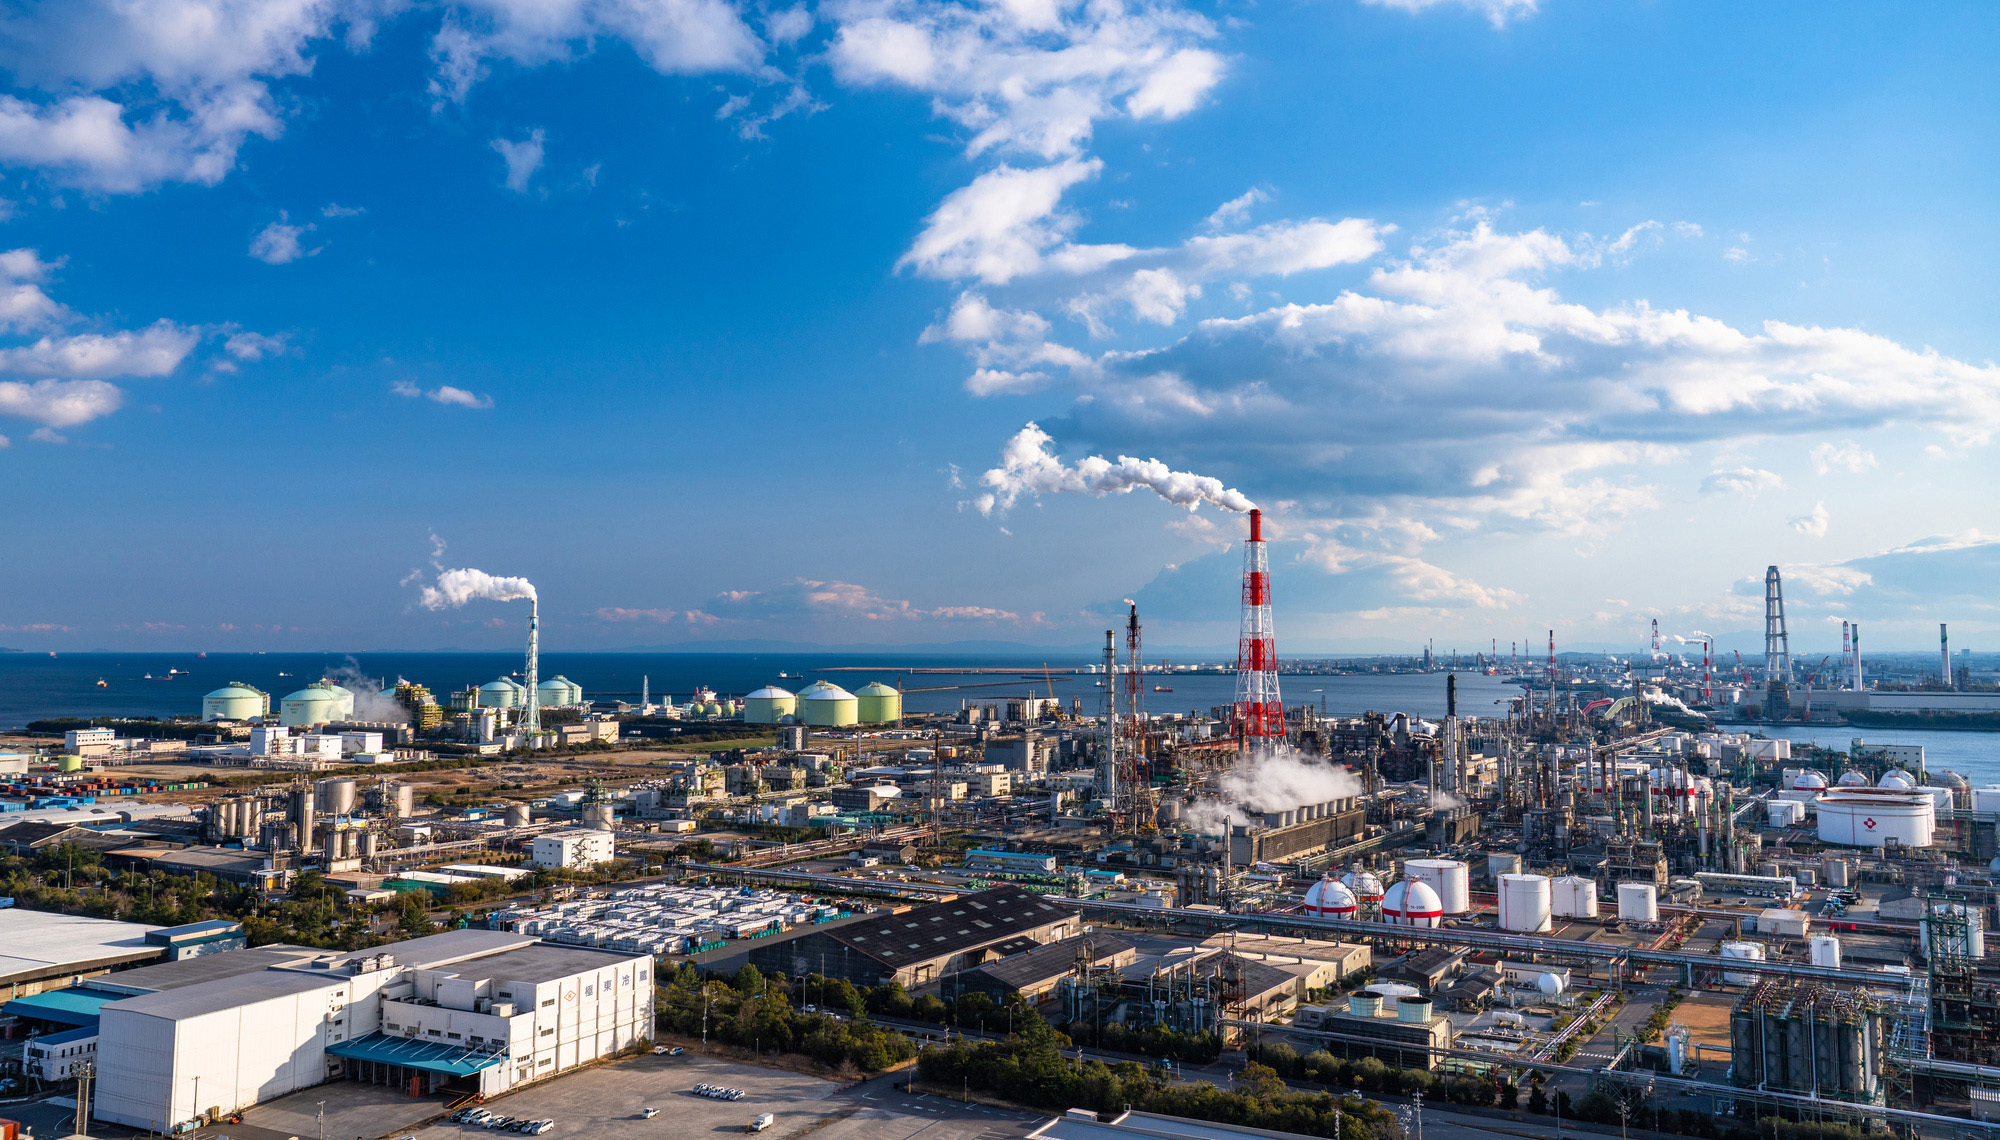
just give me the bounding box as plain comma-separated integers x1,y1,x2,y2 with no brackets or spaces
0,821,96,855
1390,945,1468,990
747,884,1079,988
947,932,1137,1004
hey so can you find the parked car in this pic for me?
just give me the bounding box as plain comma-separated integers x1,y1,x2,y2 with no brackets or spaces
641,1108,660,1119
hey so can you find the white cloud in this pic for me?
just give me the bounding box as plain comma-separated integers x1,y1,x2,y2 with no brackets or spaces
0,378,124,427
1203,188,1267,232
321,202,366,217
223,331,288,361
899,159,1133,284
826,0,1223,161
1810,440,1878,475
1699,466,1784,496
0,249,69,332
430,0,766,106
0,322,198,379
249,213,317,264
972,421,1255,515
1360,0,1539,27
706,577,1029,623
29,425,66,443
1185,218,1385,277
1789,500,1831,537
393,380,493,408
491,128,546,193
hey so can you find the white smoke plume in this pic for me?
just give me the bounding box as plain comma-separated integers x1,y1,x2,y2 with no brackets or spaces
324,659,410,725
973,423,1256,516
1429,790,1467,810
420,567,537,609
1668,631,1712,645
1183,746,1364,834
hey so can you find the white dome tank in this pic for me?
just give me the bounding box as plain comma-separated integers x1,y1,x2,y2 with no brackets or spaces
1878,769,1915,790
1302,876,1358,919
1497,873,1552,933
1617,882,1659,922
1551,875,1599,919
1793,770,1830,792
1837,770,1872,787
1382,878,1444,927
1406,858,1471,914
1721,941,1766,985
1536,972,1566,996
1342,870,1385,904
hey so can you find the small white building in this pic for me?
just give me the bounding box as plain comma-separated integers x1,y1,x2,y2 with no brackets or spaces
25,1026,97,1080
339,731,385,755
65,727,115,753
532,829,616,870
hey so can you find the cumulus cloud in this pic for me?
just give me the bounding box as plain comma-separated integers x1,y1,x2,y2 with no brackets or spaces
392,380,494,408
491,128,546,193
1700,467,1784,496
431,0,765,105
1810,440,1878,475
900,160,1133,284
1203,188,1267,232
972,422,1255,515
1789,500,1831,537
0,323,198,379
249,213,317,264
706,578,1029,623
0,378,123,427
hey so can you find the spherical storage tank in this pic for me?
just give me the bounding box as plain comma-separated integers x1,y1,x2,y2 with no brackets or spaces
1792,770,1830,793
281,684,343,727
799,684,859,726
1879,768,1915,790
1552,875,1599,919
1498,873,1552,933
1406,858,1471,914
743,686,797,724
1816,789,1934,848
1837,769,1872,787
1720,941,1766,985
1343,870,1386,905
203,683,269,721
1302,876,1358,919
1382,878,1444,927
855,682,903,724
1617,882,1659,922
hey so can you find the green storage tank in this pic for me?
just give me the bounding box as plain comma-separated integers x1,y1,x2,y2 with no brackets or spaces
59,754,84,772
855,682,902,724
799,684,859,726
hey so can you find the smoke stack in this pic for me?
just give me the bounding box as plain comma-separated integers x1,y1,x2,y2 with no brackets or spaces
1942,623,1952,691
1233,508,1283,750
1841,621,1852,690
1852,623,1863,690
523,599,541,736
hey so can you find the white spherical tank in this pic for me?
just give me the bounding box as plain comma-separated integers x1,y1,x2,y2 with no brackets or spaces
1407,858,1471,914
1382,878,1444,927
1551,875,1599,918
1879,768,1915,790
1497,873,1553,933
1343,870,1385,905
1536,972,1566,997
1816,789,1935,848
1792,770,1829,793
1302,876,1358,919
1721,940,1766,985
1837,769,1871,787
1809,934,1843,968
1617,882,1659,922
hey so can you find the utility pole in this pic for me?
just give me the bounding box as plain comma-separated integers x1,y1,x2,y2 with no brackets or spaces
1412,1089,1423,1140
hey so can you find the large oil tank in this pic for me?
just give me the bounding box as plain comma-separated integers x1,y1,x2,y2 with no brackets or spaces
316,778,357,817
743,686,797,725
477,678,523,709
799,684,859,726
1497,873,1552,933
1551,875,1599,918
1406,858,1471,914
506,803,532,828
854,682,903,724
583,803,616,830
1618,882,1659,921
280,684,343,727
202,683,269,722
1816,789,1934,848
1721,940,1766,984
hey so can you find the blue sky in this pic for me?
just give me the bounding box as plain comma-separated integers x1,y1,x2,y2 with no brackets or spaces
1,0,1997,655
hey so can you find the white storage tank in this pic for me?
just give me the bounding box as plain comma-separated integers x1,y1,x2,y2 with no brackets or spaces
1497,873,1553,933
506,803,531,828
1342,870,1385,905
202,683,269,722
1809,934,1842,968
1487,852,1523,879
1878,769,1915,790
1302,876,1358,919
1551,875,1599,918
1537,972,1566,997
1618,882,1659,922
1816,789,1935,848
743,686,797,724
1407,858,1471,914
1720,940,1766,985
1767,800,1804,827
1921,903,1987,961
1382,879,1444,927
315,777,357,816
1975,786,2000,814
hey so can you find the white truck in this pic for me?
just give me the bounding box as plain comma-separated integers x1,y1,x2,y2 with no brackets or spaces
746,1114,775,1133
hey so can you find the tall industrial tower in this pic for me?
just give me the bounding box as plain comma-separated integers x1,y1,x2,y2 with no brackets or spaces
1233,508,1284,749
1763,565,1792,719
1099,630,1119,803
1120,603,1148,825
523,600,542,737
1650,618,1663,662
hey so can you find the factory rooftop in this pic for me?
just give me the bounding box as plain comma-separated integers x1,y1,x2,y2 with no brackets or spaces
833,884,1075,969
0,909,165,993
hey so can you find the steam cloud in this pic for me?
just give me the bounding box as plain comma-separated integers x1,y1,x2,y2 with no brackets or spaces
974,423,1256,516
420,567,538,609
324,659,410,725
1183,745,1363,834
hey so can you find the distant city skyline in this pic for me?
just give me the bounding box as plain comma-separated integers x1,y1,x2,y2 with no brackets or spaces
1,2,1996,654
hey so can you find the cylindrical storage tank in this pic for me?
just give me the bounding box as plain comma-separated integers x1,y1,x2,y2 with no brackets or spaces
1407,859,1471,914
316,778,357,817
1720,941,1766,985
1497,873,1553,933
799,685,859,726
1342,870,1385,905
395,784,415,819
743,686,798,725
1825,859,1851,888
796,680,836,699
1492,1011,1527,1028
1974,787,2000,814
1815,791,1934,849
1487,853,1523,879
1302,877,1358,919
324,830,341,861
1369,982,1419,1001
1551,875,1599,918
506,803,531,828
1348,991,1383,1017
477,679,521,709
280,684,342,727
1921,903,1987,960
1396,996,1433,1024
1382,878,1444,927
362,831,377,859
58,754,84,772
1919,786,1953,813
584,803,615,830
1617,882,1659,922
854,682,903,724
203,683,269,721
1810,935,1842,968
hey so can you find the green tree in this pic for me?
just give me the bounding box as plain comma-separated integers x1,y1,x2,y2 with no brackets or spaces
733,963,766,996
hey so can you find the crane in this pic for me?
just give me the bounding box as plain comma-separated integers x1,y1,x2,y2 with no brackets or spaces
1733,649,1751,684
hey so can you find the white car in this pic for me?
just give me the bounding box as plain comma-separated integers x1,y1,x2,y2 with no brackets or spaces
641,1108,660,1119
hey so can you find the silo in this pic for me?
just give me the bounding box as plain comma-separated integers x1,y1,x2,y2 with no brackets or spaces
291,787,316,838
799,685,859,726
1618,882,1659,921
854,682,903,724
584,803,616,830
324,830,341,861
1720,941,1765,984
1497,874,1552,933
1551,875,1599,918
1407,858,1470,914
506,803,531,828
1810,935,1842,968
743,686,797,725
362,831,377,860
317,778,357,817
395,784,415,819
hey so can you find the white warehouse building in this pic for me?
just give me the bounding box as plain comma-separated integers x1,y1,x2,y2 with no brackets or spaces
92,931,652,1133
532,829,617,870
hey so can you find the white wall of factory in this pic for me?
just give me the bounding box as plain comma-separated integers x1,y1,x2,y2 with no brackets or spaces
533,829,616,869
